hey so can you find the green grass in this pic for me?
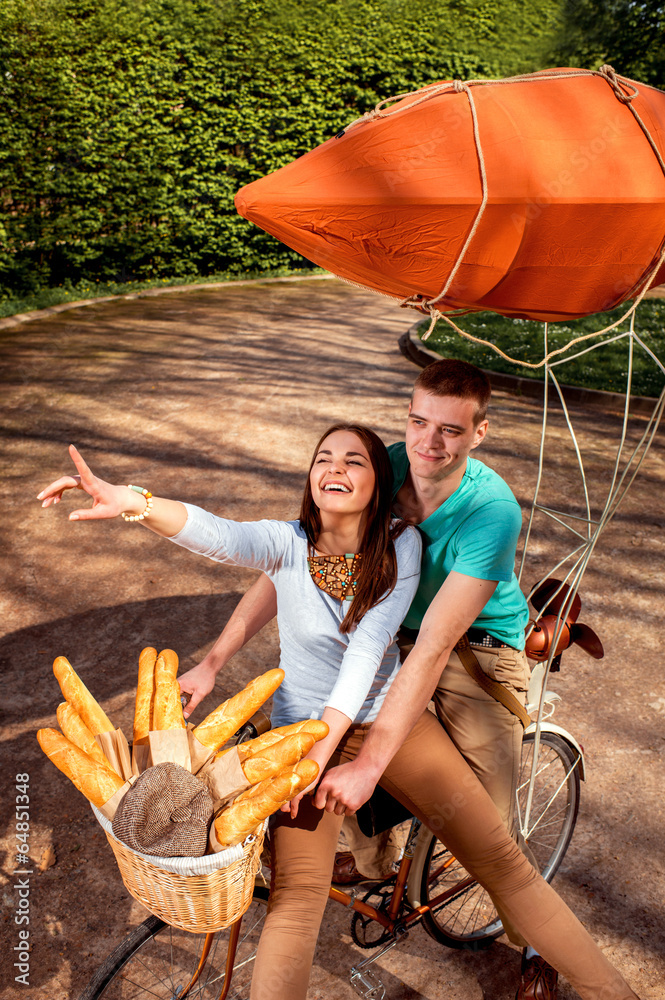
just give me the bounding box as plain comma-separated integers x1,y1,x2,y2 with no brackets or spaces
419,300,665,398
0,266,327,319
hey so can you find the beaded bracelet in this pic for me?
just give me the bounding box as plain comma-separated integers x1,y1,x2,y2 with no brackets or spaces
121,485,154,522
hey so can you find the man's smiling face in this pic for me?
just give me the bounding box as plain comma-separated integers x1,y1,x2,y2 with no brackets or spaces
405,389,488,483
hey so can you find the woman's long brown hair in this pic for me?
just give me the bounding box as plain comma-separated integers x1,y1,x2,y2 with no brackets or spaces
299,423,408,634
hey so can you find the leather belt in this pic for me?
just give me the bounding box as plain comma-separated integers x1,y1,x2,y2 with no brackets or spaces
467,628,514,649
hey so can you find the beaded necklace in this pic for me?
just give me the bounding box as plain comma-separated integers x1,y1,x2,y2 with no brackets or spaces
307,552,362,602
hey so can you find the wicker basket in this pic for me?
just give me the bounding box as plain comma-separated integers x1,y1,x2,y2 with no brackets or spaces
93,806,265,933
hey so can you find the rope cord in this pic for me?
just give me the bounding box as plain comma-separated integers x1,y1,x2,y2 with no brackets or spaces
402,81,489,316
348,64,665,368
420,241,665,369
598,64,665,175
344,68,604,131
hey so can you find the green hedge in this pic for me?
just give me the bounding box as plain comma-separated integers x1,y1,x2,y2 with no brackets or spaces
4,1,659,299
0,0,563,297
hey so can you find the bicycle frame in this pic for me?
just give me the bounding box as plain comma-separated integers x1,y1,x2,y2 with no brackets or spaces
214,699,585,1000
86,635,585,1000
213,815,478,1000
328,816,475,933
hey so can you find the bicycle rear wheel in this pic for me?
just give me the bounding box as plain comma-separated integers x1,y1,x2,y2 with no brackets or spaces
77,885,269,999
415,730,581,949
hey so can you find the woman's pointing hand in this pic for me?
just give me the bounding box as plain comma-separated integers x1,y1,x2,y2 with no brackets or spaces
37,444,129,521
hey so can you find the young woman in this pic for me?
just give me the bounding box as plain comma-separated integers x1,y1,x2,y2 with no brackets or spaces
37,425,420,791
38,431,639,1000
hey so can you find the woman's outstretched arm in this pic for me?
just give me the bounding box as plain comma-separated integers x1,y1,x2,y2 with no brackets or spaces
38,444,187,536
39,447,282,717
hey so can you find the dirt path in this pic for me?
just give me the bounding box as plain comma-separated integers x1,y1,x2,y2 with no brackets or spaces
1,277,663,998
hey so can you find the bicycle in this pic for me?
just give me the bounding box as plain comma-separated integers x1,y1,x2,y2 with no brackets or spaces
77,586,591,1000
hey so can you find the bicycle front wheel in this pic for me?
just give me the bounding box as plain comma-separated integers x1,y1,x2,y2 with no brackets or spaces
77,885,269,999
415,730,581,949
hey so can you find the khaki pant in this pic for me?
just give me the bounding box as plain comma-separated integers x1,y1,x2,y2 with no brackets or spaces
250,719,636,1000
337,811,406,877
435,642,530,831
344,639,533,884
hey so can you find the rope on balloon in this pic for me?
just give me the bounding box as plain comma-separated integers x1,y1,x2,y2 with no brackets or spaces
344,68,602,131
346,65,665,821
402,80,489,319
345,65,664,131
418,242,665,370
346,65,665,371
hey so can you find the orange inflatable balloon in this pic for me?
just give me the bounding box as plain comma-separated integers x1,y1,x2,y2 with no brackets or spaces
235,68,665,321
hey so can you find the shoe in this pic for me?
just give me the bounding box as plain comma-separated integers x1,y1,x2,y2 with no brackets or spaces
516,953,558,1000
332,851,366,885
332,852,392,885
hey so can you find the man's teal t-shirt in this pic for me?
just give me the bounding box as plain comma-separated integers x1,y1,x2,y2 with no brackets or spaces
389,443,529,649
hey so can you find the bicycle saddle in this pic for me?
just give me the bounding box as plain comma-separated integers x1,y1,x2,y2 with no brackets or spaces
357,784,413,838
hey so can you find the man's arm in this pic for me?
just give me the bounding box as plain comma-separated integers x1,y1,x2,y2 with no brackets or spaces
179,573,277,718
283,706,352,819
314,570,497,814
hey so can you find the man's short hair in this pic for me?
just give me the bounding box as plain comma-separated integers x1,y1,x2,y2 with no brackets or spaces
413,358,491,425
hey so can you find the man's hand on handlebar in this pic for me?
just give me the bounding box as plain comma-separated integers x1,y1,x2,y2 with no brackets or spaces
314,760,379,816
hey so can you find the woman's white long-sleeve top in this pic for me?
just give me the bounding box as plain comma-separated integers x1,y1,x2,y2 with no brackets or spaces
171,506,422,726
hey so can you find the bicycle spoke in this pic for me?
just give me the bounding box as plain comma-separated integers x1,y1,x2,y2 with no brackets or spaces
431,879,497,937
518,748,578,847
80,892,269,1000
416,732,580,947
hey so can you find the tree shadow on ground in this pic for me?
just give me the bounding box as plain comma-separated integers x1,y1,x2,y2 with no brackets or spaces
1,592,250,710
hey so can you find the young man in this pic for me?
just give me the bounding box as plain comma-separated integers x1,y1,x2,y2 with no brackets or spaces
179,359,556,1000
317,359,558,999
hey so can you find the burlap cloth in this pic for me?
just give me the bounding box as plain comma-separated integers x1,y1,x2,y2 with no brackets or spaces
112,762,213,857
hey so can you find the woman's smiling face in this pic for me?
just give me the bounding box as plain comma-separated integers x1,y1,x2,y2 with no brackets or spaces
309,429,376,517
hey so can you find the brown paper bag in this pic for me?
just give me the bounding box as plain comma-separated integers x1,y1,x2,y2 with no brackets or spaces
99,775,137,821
131,737,150,777
95,728,133,781
148,728,191,771
196,747,252,813
187,726,220,774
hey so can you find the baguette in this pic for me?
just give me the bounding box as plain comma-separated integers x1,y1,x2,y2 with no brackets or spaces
152,650,185,730
133,646,157,742
242,733,315,783
193,668,285,751
214,759,319,847
37,728,124,808
155,648,179,682
53,656,115,735
56,702,110,768
227,719,329,763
